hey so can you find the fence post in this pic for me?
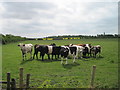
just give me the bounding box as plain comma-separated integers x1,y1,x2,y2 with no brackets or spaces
19,68,24,88
7,72,11,89
26,74,30,88
90,65,96,88
11,78,16,89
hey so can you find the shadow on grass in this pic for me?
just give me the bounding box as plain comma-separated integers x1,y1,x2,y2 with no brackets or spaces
35,59,61,63
81,59,90,61
82,56,91,59
95,56,104,60
90,55,104,58
62,62,80,69
20,59,33,65
82,56,104,61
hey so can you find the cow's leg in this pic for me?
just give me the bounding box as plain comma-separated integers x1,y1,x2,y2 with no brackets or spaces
30,52,32,59
54,55,56,59
41,54,45,61
25,54,27,60
42,55,44,61
83,52,86,58
73,53,77,63
48,54,50,60
95,54,96,58
90,53,92,57
22,53,24,61
33,51,38,59
35,53,38,60
65,58,68,64
61,57,63,64
58,55,59,59
36,52,38,59
33,53,35,59
52,54,54,60
40,53,41,58
80,52,82,59
73,56,76,63
94,53,96,58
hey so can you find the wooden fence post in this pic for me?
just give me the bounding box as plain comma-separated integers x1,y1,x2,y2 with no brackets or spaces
26,74,30,88
11,78,16,89
90,65,96,88
19,68,23,88
7,72,11,89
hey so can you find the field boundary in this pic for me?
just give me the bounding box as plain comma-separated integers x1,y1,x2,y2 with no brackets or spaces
1,66,97,89
0,68,30,89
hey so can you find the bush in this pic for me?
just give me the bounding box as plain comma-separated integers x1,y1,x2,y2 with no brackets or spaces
1,34,26,44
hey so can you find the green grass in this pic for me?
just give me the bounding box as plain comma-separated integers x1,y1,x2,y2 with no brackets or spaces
2,38,118,88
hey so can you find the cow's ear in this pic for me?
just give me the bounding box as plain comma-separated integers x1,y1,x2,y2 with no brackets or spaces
18,45,20,46
23,44,25,46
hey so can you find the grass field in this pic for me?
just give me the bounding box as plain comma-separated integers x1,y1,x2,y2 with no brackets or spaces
2,38,118,88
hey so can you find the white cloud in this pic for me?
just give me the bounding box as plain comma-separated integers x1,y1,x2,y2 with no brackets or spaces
0,1,118,38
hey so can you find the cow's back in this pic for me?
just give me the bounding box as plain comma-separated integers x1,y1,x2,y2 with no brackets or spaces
52,46,61,55
21,44,33,53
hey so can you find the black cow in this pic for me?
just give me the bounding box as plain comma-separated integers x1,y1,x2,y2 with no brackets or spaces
49,43,61,60
33,44,50,61
52,46,61,60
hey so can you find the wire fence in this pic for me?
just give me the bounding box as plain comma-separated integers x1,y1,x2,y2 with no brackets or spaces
1,65,97,89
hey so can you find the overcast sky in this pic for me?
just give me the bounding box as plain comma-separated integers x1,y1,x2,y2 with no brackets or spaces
0,0,118,38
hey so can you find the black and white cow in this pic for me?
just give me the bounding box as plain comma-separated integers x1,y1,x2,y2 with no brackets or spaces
90,45,101,58
70,44,92,57
60,46,69,64
33,44,61,61
60,45,84,64
18,43,33,61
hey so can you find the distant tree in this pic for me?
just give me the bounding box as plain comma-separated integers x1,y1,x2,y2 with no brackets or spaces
1,34,26,45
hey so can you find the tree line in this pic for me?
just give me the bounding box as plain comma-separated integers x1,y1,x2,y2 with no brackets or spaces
1,33,119,44
27,34,119,41
41,34,119,40
1,34,26,44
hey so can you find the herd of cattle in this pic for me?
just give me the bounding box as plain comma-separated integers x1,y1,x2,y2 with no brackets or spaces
18,43,101,64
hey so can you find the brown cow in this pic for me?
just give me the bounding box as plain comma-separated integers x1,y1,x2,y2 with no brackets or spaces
76,44,86,47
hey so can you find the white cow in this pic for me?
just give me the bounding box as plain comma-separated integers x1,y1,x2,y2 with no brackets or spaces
18,43,33,61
